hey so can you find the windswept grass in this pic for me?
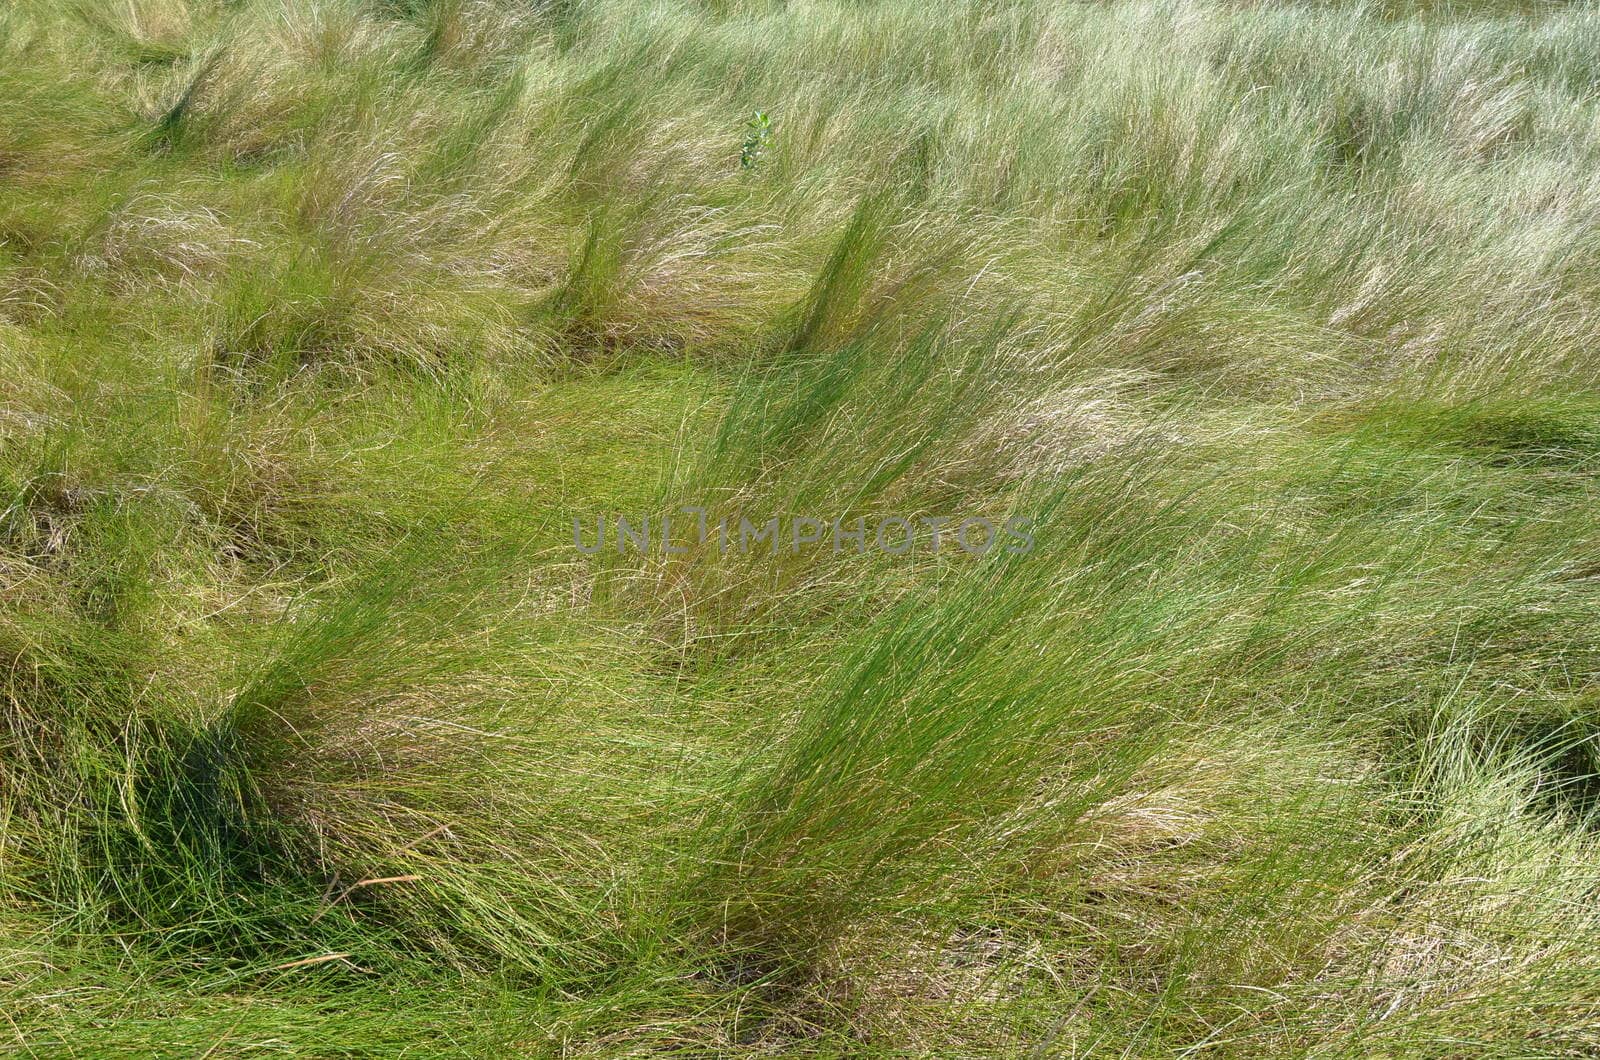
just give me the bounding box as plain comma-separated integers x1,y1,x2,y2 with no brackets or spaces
5,0,1600,1053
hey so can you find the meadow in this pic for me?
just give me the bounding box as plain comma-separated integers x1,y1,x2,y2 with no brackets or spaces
4,0,1600,1053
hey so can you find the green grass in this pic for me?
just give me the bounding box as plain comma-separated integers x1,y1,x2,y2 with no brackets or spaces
5,0,1600,1053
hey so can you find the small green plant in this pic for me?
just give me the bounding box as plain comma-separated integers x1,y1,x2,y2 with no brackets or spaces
740,110,772,171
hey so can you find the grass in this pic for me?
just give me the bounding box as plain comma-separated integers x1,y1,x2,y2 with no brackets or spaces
4,0,1600,1053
